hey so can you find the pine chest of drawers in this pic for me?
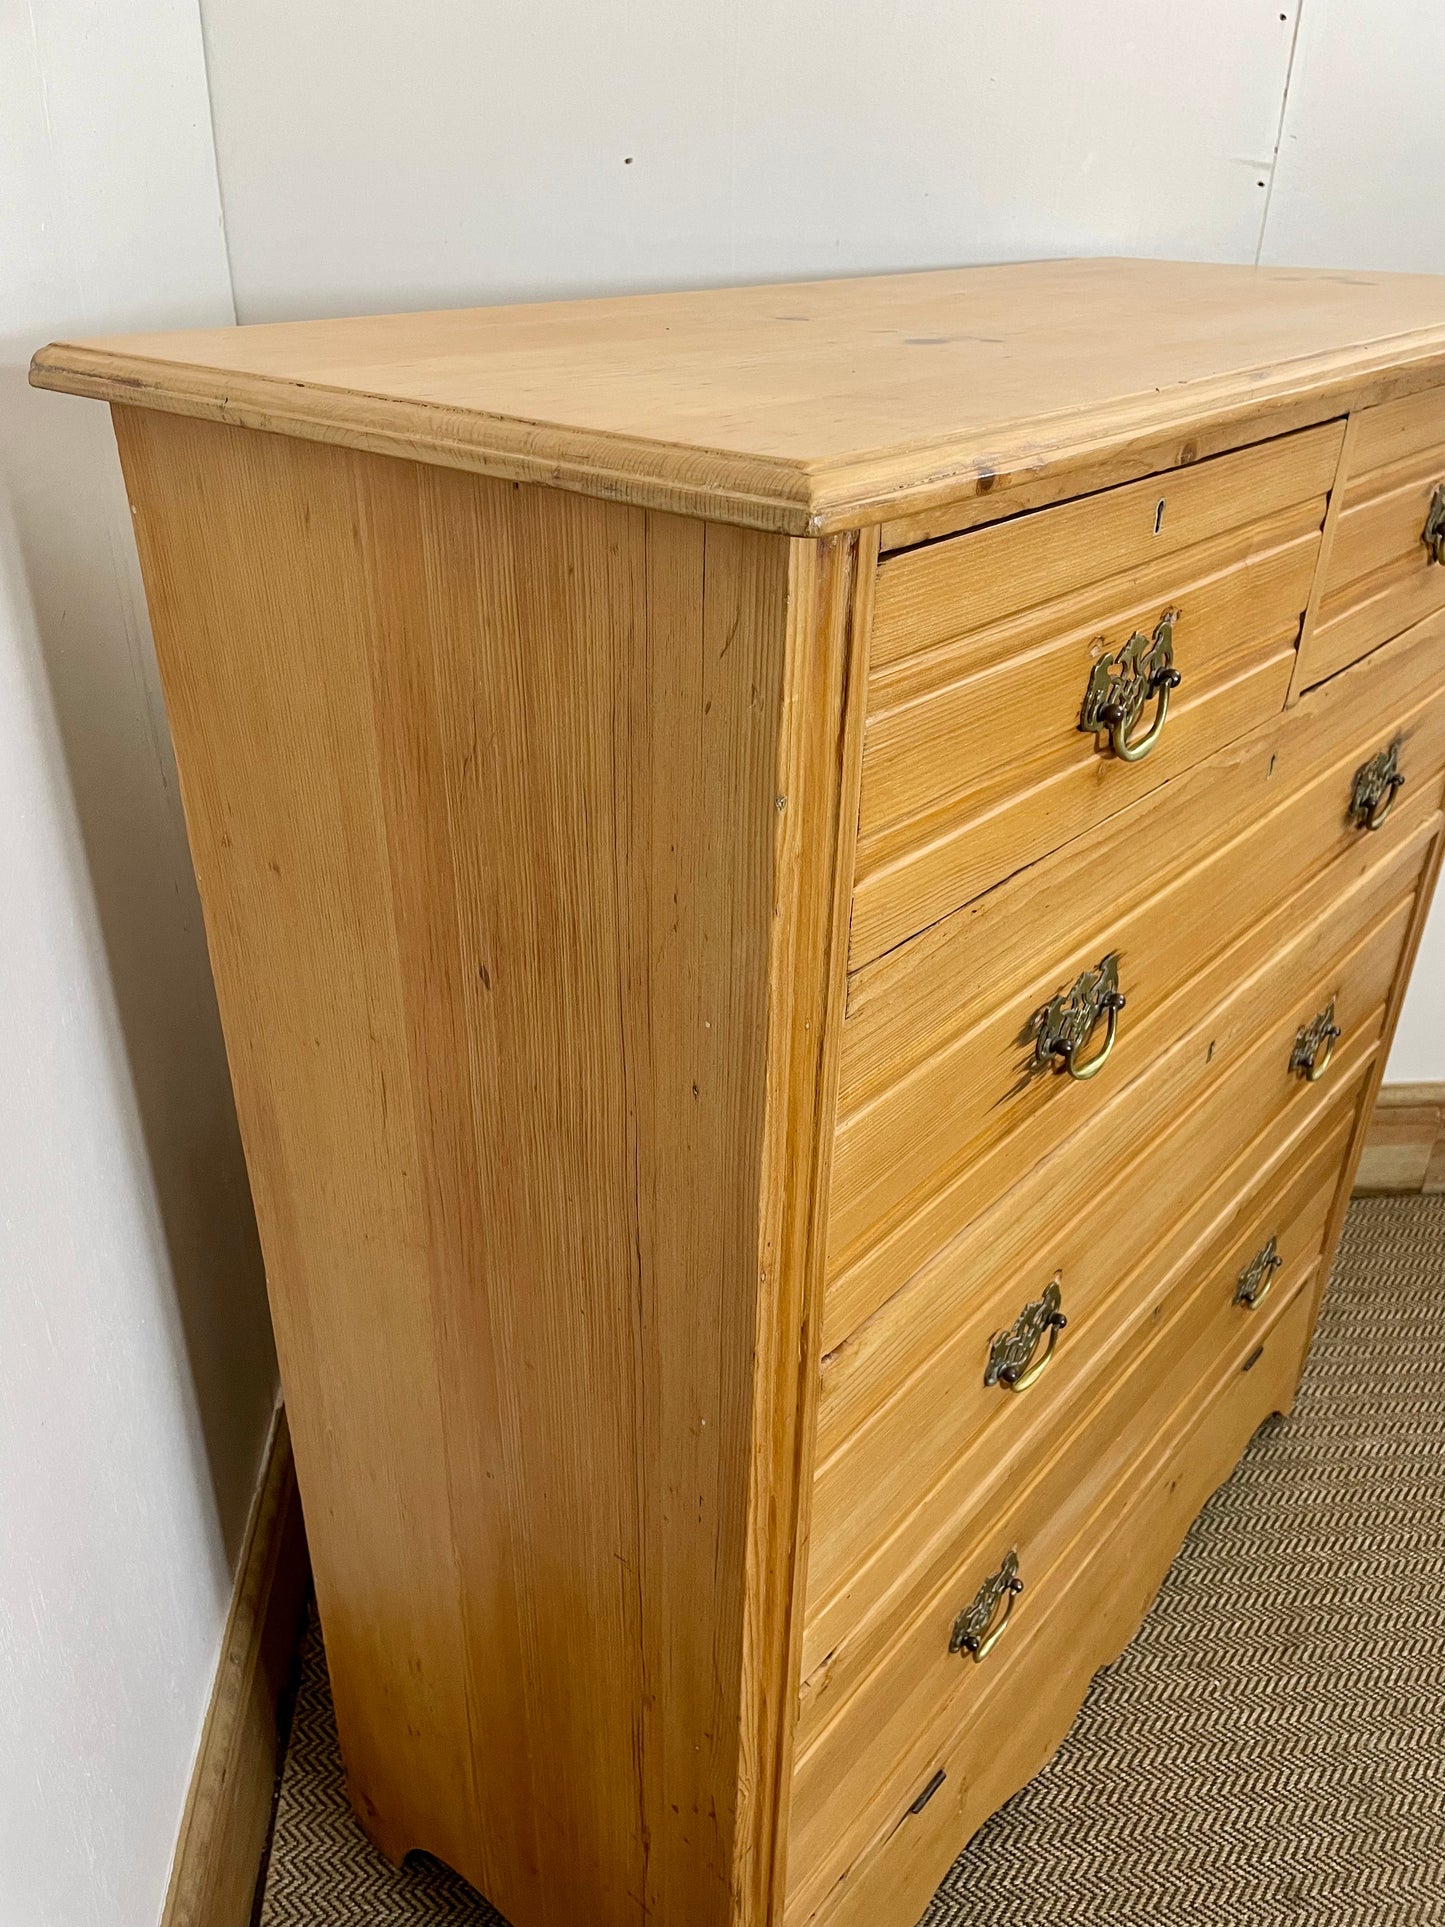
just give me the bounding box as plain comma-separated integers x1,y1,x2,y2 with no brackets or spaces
33,259,1445,1927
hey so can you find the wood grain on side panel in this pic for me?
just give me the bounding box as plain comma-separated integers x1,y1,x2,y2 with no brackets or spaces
112,403,859,1927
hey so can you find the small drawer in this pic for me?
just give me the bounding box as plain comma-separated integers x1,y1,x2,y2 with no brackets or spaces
827,612,1445,1319
789,1276,1320,1927
806,866,1421,1689
852,421,1345,966
1298,384,1445,690
786,1125,1341,1926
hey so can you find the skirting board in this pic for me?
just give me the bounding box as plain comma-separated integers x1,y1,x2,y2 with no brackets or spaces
161,1402,311,1927
1354,1082,1445,1195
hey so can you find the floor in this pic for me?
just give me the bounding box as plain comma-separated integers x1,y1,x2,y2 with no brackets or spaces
257,1195,1445,1926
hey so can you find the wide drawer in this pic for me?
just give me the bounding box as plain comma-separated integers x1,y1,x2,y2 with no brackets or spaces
804,940,1388,1670
791,1274,1320,1927
787,1120,1342,1925
853,421,1344,965
803,861,1421,1692
1297,384,1445,691
827,611,1445,1328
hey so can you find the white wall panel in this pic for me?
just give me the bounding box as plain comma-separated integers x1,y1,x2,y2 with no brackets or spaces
1262,0,1445,274
0,2,277,1921
199,0,1298,321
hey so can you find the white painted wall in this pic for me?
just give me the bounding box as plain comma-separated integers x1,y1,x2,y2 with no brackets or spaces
1259,0,1445,1074
198,0,1300,320
0,3,277,1925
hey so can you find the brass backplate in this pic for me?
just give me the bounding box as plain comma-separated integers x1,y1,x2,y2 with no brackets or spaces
985,1276,1066,1387
1078,609,1178,738
1424,483,1445,565
949,1549,1024,1657
1348,739,1404,829
1032,952,1122,1072
1290,1000,1340,1079
1234,1235,1283,1308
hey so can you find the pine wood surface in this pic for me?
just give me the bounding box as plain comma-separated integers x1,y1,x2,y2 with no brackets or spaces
49,269,1445,1927
829,810,1429,1377
30,260,1445,535
868,421,1341,665
802,1272,1319,1927
806,1051,1365,1695
788,1114,1347,1920
860,500,1322,840
842,611,1445,1120
1298,384,1445,688
803,1021,1385,1728
819,967,1383,1480
1300,821,1445,1380
112,405,861,1927
807,868,1424,1686
829,727,1445,1295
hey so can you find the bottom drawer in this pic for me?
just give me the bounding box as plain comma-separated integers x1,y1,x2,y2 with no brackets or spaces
786,1103,1350,1923
798,1270,1320,1927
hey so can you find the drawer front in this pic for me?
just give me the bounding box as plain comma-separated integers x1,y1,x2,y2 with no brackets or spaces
1298,384,1445,690
791,1276,1320,1927
804,863,1422,1691
805,957,1385,1672
828,611,1445,1335
787,1123,1341,1925
819,957,1377,1474
854,421,1344,965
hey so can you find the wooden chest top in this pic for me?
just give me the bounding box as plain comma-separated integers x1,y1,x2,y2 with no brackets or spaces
31,258,1445,534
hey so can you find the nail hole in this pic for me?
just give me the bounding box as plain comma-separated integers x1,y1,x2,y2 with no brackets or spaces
1153,499,1166,535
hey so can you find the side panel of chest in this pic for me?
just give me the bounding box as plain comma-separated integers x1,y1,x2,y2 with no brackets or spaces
110,405,860,1927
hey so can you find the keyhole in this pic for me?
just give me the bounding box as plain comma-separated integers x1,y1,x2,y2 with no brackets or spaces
1153,499,1166,535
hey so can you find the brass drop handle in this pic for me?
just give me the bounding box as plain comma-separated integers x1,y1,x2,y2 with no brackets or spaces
1034,953,1126,1083
1111,664,1181,762
985,1277,1067,1392
1079,609,1182,763
1234,1235,1283,1310
1290,1000,1341,1082
1060,992,1124,1079
949,1550,1024,1664
1349,740,1405,832
1303,1028,1337,1081
1423,483,1445,565
1363,781,1403,832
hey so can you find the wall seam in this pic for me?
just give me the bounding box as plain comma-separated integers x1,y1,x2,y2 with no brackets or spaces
188,0,241,324
1255,0,1308,264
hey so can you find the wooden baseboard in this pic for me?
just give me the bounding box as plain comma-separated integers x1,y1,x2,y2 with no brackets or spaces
161,1402,311,1927
1354,1081,1445,1195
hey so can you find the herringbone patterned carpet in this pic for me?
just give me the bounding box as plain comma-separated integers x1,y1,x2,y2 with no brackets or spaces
259,1195,1445,1926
